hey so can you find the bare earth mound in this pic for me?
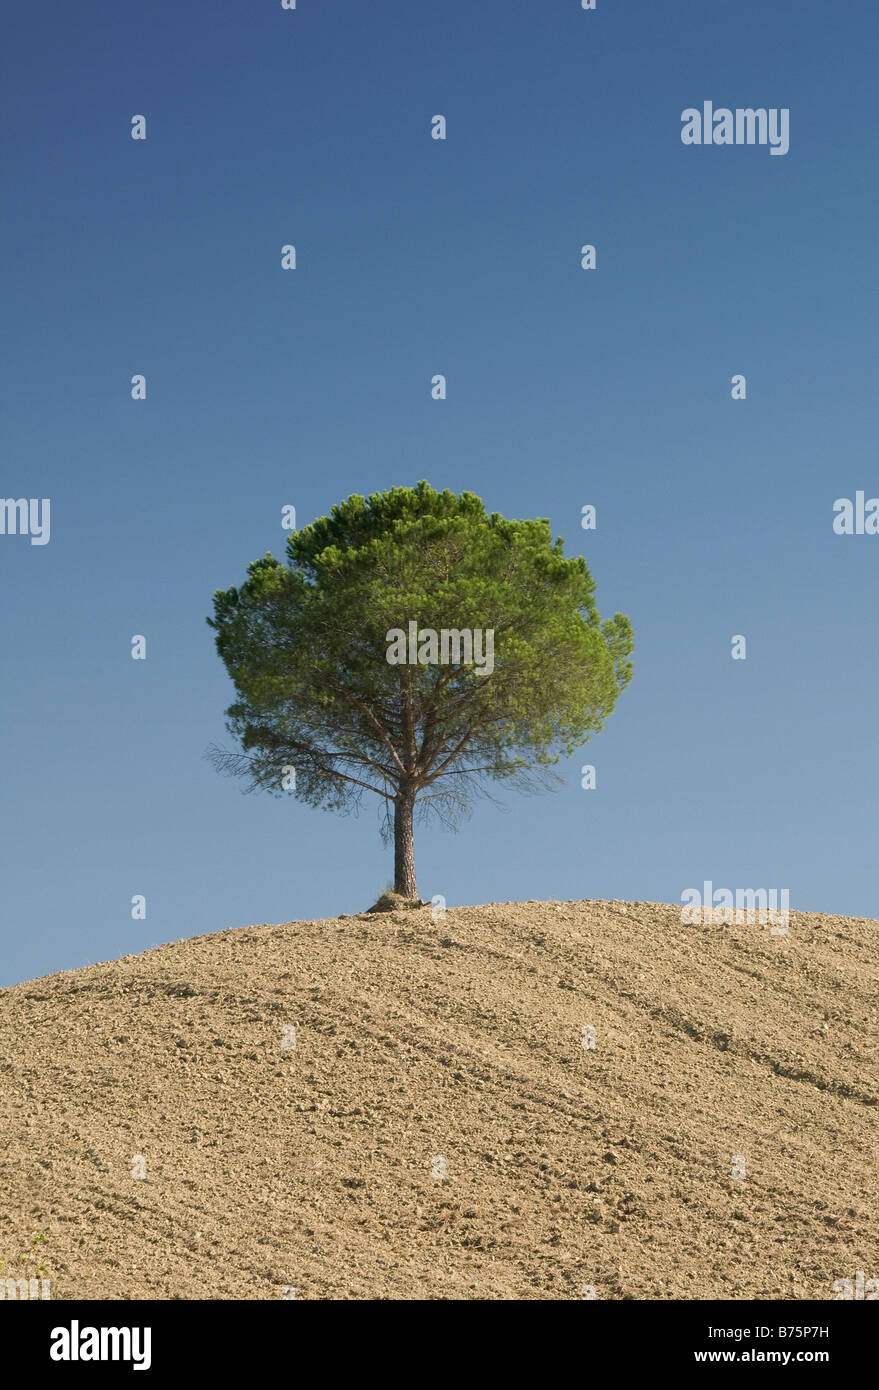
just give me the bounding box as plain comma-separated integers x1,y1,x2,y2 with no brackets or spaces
1,899,877,1300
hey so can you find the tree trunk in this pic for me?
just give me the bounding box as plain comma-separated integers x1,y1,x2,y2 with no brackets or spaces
393,787,418,899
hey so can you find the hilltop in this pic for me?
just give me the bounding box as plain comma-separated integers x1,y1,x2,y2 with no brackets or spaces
1,899,877,1300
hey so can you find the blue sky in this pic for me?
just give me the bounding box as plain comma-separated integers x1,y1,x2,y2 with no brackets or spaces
2,0,877,986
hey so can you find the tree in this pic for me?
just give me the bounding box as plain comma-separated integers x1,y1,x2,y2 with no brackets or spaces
207,482,633,900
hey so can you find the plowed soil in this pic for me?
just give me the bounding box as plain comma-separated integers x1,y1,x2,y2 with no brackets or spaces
1,899,877,1300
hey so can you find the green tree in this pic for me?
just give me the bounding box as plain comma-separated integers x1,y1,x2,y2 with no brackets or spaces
207,482,632,900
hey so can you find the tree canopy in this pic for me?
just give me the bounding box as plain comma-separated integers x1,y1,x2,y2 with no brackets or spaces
207,482,633,899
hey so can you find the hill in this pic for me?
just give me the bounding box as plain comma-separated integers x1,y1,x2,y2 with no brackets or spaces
1,898,877,1300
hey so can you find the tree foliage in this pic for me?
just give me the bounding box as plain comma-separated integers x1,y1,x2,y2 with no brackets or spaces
207,482,633,895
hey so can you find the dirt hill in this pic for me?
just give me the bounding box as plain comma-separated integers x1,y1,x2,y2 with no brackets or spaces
1,899,877,1300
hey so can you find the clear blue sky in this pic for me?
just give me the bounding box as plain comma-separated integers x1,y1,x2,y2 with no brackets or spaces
3,0,877,986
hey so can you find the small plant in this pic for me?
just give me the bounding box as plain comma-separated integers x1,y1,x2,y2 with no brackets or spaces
0,1236,52,1297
